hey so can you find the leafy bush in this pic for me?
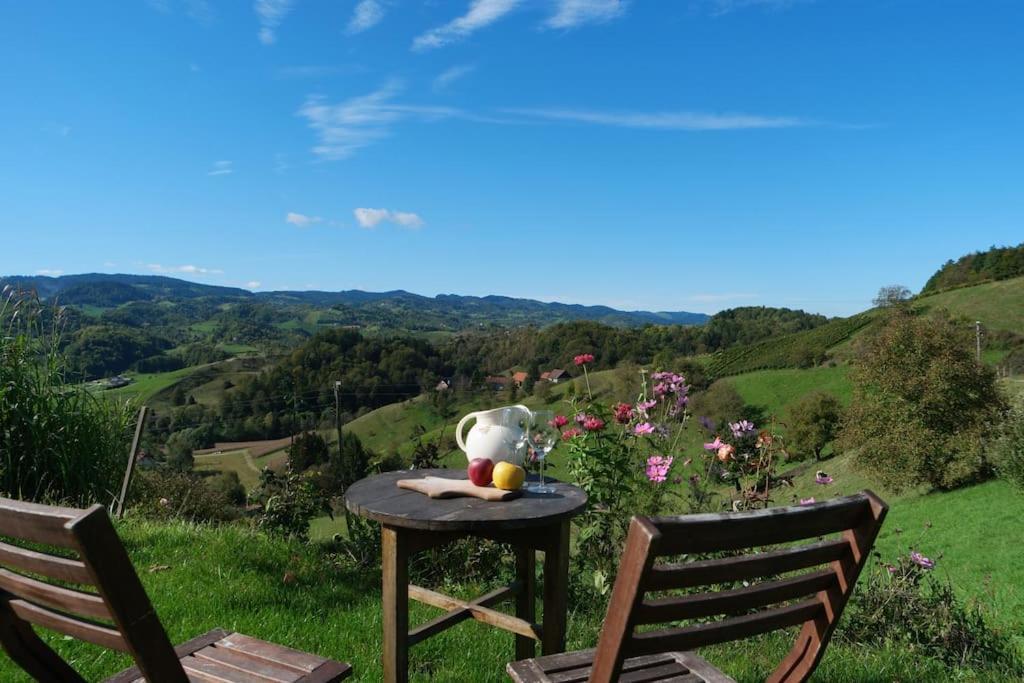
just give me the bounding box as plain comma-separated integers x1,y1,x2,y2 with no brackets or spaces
993,399,1024,490
249,468,330,540
839,310,1005,491
843,551,1022,674
785,391,842,461
288,431,330,471
0,288,134,505
129,469,241,522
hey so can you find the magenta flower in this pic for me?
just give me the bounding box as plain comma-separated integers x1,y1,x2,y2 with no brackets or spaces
910,551,935,570
583,417,605,432
645,455,674,483
613,402,634,424
799,497,816,506
634,422,655,435
815,470,833,485
561,427,582,441
550,414,569,428
635,399,658,419
574,353,595,366
574,412,588,425
703,436,725,451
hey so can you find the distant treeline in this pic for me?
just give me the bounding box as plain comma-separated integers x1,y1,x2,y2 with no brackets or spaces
923,242,1024,293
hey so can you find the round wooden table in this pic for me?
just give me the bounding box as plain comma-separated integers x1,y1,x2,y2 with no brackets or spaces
345,468,587,683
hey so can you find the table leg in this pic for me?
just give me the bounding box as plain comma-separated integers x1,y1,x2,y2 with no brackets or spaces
541,519,570,655
382,525,409,683
514,545,536,660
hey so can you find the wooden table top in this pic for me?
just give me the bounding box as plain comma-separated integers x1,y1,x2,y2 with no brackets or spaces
344,468,587,532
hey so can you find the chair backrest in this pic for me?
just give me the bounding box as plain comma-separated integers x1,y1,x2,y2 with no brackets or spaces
589,491,887,683
0,497,187,682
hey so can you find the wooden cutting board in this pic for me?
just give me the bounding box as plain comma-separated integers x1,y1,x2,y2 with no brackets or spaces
396,476,523,501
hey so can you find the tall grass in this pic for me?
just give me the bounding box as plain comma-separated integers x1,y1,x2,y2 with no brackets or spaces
0,286,133,505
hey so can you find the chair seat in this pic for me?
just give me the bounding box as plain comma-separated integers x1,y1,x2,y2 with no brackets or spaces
506,648,735,683
106,629,352,683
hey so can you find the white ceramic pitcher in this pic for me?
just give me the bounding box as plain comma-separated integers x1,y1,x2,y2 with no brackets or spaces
455,405,531,466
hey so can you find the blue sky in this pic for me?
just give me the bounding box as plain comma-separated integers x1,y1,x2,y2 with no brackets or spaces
1,1,1021,316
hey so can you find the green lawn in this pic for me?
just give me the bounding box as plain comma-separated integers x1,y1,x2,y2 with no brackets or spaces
103,366,199,404
727,365,853,416
193,449,262,490
917,276,1024,335
2,500,1017,682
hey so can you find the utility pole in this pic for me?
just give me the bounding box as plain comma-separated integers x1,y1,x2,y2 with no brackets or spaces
976,321,982,363
334,380,343,458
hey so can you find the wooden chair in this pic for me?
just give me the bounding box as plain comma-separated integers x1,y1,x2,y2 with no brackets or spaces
507,491,887,683
0,497,352,682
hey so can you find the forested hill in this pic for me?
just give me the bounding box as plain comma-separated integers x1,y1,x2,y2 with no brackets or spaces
1,273,709,329
923,242,1024,293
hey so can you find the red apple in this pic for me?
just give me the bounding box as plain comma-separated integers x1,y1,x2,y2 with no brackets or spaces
467,458,494,486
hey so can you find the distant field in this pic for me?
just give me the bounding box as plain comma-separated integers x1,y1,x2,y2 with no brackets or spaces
727,365,853,417
103,366,199,403
194,449,261,490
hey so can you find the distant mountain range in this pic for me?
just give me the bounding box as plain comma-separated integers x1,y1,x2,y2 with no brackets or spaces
1,273,710,328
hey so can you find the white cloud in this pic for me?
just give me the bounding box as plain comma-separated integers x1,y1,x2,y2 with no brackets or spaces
354,208,423,229
246,280,262,289
500,107,809,130
297,81,461,160
413,0,521,51
147,264,224,275
207,160,234,176
103,261,117,268
433,64,476,91
347,0,385,34
545,0,624,29
35,269,63,277
710,0,809,14
255,0,294,45
285,212,322,227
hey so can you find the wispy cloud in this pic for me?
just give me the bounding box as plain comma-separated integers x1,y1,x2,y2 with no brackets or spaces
433,64,476,92
709,0,810,15
147,264,224,275
255,0,294,45
500,107,810,130
354,208,424,229
347,0,386,34
246,280,262,289
35,269,64,277
285,212,322,227
207,160,234,176
413,0,521,51
545,0,625,29
297,81,461,160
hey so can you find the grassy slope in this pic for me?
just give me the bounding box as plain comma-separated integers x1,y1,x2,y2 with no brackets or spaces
916,275,1024,334
2,508,1014,683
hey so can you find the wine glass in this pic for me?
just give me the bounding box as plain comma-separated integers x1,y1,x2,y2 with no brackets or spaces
527,410,558,494
500,407,530,465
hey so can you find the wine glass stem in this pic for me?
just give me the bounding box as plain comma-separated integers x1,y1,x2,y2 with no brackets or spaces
540,451,546,486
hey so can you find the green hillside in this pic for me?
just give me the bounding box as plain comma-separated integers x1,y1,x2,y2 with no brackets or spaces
915,275,1024,334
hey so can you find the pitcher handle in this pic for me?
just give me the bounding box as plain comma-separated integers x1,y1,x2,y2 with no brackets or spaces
513,404,532,420
455,411,478,453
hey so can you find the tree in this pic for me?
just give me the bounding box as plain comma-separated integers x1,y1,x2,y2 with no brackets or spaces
872,285,912,308
838,310,1006,491
165,432,195,472
288,431,329,472
690,381,761,431
786,392,842,461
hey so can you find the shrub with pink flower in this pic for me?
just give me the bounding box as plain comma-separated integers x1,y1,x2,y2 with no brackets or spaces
582,416,605,432
910,551,935,569
550,414,569,428
645,455,673,483
573,353,595,366
613,402,634,424
634,422,655,435
561,427,582,441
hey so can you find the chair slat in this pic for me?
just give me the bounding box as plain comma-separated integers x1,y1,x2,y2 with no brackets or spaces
0,498,81,548
0,540,93,584
0,567,110,620
627,599,823,656
648,496,869,555
193,645,303,682
644,538,850,592
634,568,836,624
8,598,128,651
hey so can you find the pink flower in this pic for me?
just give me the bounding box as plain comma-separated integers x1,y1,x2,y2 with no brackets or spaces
703,436,725,451
800,497,816,506
575,412,588,425
583,417,605,432
574,353,595,366
910,551,935,570
550,414,569,428
815,470,833,485
613,402,634,424
645,455,674,483
633,422,655,435
561,427,582,441
717,444,736,462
